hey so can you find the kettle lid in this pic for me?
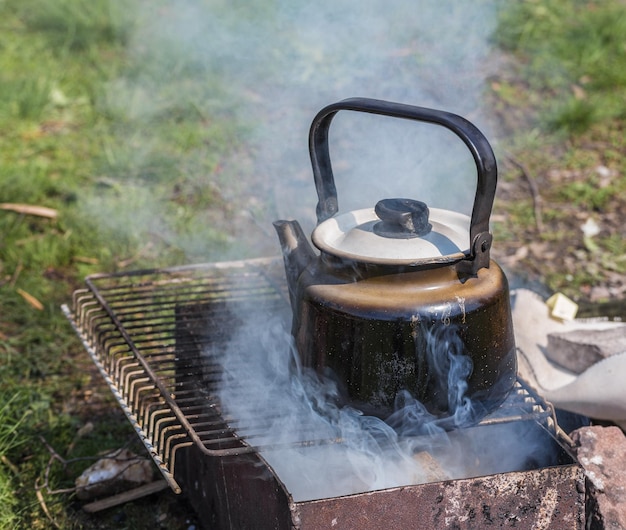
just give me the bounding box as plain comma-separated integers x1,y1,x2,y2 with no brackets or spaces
312,198,470,266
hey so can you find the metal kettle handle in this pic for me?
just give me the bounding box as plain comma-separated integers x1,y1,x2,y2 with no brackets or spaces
309,97,497,273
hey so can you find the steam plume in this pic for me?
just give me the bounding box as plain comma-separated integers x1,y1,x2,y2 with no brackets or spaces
214,300,550,502
92,0,505,259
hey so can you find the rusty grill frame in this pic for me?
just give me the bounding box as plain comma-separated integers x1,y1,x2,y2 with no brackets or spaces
62,257,576,499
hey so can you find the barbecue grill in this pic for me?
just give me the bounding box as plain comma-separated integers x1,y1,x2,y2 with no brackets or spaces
63,257,585,529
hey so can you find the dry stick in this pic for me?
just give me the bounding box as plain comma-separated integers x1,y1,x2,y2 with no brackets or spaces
9,260,23,287
35,480,62,529
82,480,169,513
16,288,44,311
0,455,20,477
0,203,58,218
39,437,79,495
505,153,544,234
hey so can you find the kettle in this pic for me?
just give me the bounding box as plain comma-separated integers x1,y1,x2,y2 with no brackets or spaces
274,98,516,424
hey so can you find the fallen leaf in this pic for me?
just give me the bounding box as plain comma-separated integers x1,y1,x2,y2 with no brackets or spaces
0,203,58,219
572,84,587,100
73,256,100,265
16,288,44,311
581,217,601,238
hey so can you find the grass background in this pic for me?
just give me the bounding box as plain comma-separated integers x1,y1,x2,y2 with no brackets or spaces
0,0,625,527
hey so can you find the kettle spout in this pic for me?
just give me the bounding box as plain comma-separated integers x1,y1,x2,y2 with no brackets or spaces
273,220,317,310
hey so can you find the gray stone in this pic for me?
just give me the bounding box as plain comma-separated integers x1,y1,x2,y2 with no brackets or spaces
546,327,626,373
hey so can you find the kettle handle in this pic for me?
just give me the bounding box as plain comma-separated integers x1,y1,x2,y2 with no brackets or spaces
309,97,496,273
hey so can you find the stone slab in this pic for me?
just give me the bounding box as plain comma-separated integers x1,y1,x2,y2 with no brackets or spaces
546,327,626,373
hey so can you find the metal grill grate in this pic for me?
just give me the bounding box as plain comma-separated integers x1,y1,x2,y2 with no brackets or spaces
62,258,290,492
62,257,569,495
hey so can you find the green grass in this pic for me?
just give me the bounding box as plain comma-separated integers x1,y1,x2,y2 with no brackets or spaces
495,0,626,133
0,0,244,526
491,0,626,299
0,394,25,530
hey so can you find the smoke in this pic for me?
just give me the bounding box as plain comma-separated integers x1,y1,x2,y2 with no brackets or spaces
116,0,560,504
214,300,553,502
88,0,506,261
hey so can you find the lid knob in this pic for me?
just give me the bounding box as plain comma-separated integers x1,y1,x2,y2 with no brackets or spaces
373,198,432,239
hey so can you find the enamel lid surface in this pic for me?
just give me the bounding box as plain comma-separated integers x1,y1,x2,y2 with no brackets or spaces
311,206,470,266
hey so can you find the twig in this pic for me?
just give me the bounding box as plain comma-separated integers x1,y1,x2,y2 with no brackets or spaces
0,455,20,477
16,288,44,311
82,480,169,513
0,203,58,218
35,480,61,529
39,436,67,465
38,436,78,495
9,260,23,287
505,152,544,234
